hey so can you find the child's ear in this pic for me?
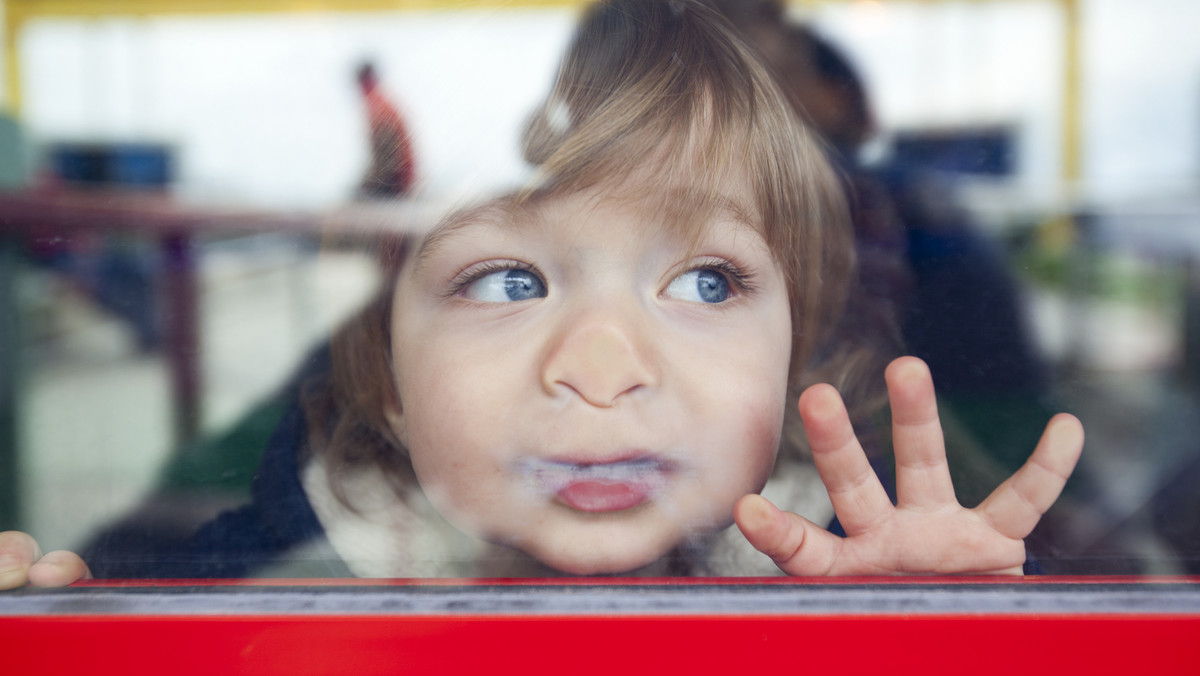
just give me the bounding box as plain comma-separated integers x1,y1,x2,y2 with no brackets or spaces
383,401,410,448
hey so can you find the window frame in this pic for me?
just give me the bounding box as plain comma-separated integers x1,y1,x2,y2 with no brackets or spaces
4,576,1199,673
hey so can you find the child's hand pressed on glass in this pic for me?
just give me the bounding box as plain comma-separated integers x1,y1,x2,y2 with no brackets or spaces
0,530,91,590
735,356,1084,576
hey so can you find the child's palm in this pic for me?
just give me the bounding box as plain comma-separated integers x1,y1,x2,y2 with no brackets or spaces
735,356,1084,576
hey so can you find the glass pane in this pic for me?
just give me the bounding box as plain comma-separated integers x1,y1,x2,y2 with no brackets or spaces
1,0,1199,585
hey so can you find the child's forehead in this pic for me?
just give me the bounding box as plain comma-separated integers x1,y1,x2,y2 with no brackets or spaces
411,183,766,266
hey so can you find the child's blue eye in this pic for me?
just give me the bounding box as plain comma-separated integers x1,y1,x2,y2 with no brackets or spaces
664,268,731,304
462,268,548,303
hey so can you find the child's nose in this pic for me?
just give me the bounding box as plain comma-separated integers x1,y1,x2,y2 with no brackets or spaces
541,320,659,407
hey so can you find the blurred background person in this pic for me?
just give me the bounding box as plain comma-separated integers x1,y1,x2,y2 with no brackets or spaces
706,0,1128,573
356,61,418,198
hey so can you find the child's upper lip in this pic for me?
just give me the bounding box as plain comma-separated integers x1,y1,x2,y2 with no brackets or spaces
551,450,660,466
515,453,679,495
517,451,681,474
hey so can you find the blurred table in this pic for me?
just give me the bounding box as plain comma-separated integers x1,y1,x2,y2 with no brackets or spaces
0,186,450,529
0,187,325,444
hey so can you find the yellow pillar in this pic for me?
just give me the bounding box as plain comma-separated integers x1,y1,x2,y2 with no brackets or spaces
3,5,22,117
1039,0,1082,251
1060,0,1081,185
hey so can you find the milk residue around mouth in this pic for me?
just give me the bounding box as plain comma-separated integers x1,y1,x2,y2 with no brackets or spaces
516,457,670,495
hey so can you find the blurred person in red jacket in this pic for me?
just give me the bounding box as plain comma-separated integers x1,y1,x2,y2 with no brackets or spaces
357,61,417,198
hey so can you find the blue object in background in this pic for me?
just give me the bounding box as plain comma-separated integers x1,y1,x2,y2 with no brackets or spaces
41,141,175,350
48,142,174,188
890,127,1015,177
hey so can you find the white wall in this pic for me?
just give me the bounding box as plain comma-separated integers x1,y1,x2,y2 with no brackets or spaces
17,8,575,208
1082,0,1200,198
811,1,1063,191
7,1,1200,208
815,0,1200,199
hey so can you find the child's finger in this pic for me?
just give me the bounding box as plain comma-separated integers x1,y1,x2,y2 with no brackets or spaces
27,550,92,588
977,413,1084,539
886,357,956,509
798,383,893,535
0,531,42,591
734,494,841,576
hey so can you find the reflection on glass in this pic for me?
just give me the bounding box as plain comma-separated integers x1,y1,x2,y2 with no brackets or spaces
1,0,1198,585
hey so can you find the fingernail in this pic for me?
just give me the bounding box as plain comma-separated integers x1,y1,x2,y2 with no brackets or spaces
895,357,928,382
0,556,24,589
1048,415,1083,446
0,554,19,574
802,385,842,422
747,496,781,531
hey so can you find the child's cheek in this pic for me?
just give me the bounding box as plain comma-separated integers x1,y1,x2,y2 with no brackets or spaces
687,391,786,526
737,394,787,492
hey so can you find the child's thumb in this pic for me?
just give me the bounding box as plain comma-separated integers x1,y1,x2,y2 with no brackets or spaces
734,494,839,576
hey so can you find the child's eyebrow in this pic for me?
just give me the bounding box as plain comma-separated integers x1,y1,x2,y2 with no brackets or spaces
659,189,762,238
411,202,517,271
410,190,762,270
702,193,758,231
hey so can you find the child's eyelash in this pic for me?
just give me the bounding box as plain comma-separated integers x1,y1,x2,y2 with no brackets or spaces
446,259,756,300
447,260,541,298
688,259,759,296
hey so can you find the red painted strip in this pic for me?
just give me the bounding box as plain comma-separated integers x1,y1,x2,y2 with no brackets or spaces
3,614,1198,675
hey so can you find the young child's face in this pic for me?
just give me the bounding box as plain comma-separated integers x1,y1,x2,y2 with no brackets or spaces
386,173,794,574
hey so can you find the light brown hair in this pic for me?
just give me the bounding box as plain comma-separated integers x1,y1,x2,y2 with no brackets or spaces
308,0,867,501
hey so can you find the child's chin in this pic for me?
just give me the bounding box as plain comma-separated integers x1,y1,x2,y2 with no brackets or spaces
529,542,674,577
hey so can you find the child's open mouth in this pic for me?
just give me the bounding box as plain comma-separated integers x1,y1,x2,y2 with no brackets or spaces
517,457,672,513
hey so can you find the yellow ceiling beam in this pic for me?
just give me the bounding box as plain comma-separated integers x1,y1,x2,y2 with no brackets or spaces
5,0,587,20
4,0,1055,22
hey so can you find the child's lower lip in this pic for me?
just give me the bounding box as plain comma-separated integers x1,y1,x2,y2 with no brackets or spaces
518,455,671,512
556,479,651,512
